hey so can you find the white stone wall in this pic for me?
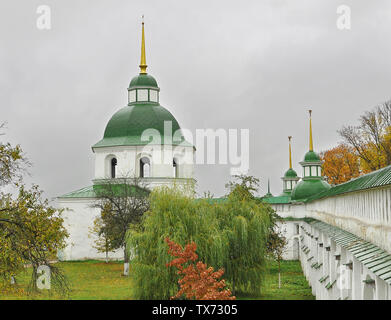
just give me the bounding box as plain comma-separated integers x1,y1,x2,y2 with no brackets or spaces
304,186,391,254
270,184,391,300
298,222,391,300
56,198,124,261
276,221,300,260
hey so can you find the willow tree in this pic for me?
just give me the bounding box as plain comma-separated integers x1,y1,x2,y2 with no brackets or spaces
219,174,273,295
127,187,227,299
127,175,273,299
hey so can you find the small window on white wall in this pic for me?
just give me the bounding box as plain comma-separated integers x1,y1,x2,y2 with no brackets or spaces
304,166,310,177
137,89,148,102
128,90,136,103
311,166,317,176
150,90,158,102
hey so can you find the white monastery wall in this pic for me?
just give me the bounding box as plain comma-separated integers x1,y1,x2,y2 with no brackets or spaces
57,198,124,261
304,186,391,254
271,184,391,300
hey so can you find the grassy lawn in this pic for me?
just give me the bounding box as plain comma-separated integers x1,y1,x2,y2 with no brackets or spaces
0,260,313,300
257,260,314,300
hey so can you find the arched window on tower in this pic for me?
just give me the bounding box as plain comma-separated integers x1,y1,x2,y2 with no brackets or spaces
140,157,150,178
111,158,117,178
173,158,178,178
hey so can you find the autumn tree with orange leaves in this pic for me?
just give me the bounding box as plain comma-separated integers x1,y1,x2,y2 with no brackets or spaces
320,144,361,185
165,238,235,300
338,99,391,173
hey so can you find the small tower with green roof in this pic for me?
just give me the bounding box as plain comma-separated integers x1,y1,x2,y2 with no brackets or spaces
281,136,300,195
91,20,195,188
291,110,330,201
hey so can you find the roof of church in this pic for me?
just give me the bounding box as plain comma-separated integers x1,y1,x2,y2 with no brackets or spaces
284,168,298,178
92,22,192,149
303,150,321,162
261,195,291,204
291,178,331,202
129,74,158,88
306,164,391,202
58,185,96,199
92,103,191,148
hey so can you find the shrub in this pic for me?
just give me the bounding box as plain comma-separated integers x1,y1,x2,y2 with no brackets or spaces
165,237,235,300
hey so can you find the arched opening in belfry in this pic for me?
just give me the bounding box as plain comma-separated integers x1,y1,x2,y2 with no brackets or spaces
173,158,179,178
111,158,117,178
140,157,150,178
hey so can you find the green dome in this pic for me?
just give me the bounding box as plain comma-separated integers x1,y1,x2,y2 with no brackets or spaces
93,103,189,148
129,74,158,88
291,179,331,201
284,168,298,178
304,150,321,162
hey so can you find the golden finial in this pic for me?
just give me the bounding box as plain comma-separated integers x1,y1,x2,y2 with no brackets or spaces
288,136,292,169
139,16,147,74
309,110,313,151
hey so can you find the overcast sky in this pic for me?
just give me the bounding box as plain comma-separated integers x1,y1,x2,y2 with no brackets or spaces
1,1,391,200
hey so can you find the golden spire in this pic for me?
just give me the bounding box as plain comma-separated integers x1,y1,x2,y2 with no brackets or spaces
139,16,147,74
309,110,313,151
288,136,292,169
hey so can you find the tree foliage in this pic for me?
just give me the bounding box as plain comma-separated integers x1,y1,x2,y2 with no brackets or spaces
320,144,361,185
165,237,235,300
89,202,117,262
0,124,68,294
339,99,391,173
0,123,29,186
0,186,69,293
91,177,150,266
127,175,273,299
266,219,288,288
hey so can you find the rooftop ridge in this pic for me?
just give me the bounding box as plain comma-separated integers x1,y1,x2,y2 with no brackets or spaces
306,164,391,202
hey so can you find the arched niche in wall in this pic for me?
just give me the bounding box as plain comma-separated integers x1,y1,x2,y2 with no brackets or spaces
140,157,151,178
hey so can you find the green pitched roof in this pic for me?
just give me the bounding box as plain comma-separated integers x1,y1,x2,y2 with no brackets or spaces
58,183,150,199
306,165,391,202
261,195,291,204
304,150,321,162
58,185,96,199
129,74,158,88
307,219,391,285
284,168,298,178
92,104,192,148
291,179,331,202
